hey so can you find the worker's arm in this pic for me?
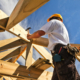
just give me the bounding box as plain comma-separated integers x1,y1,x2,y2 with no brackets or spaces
27,30,45,40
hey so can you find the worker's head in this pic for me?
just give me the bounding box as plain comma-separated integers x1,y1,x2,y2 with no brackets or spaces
47,14,63,22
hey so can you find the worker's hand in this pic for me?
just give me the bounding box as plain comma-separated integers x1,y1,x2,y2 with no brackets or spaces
27,34,31,40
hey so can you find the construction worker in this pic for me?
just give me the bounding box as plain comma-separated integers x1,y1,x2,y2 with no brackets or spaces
27,14,79,80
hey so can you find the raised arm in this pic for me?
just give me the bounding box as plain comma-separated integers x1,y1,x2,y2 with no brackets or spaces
27,30,45,40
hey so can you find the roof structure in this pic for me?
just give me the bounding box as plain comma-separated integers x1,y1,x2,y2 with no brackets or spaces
0,0,80,80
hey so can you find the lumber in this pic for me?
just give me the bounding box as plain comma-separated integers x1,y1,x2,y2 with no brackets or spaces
4,76,18,80
10,56,18,63
32,37,49,47
6,0,49,29
33,44,54,68
0,10,29,42
0,16,8,32
0,60,43,79
0,47,21,60
17,71,53,80
13,45,27,63
0,37,27,51
22,54,35,64
33,44,52,63
25,43,33,68
0,77,3,80
0,17,9,28
31,58,51,70
6,56,19,64
38,71,52,80
21,49,35,64
0,10,48,47
0,28,5,32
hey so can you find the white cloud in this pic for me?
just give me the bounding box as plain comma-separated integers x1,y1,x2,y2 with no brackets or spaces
0,0,19,39
19,19,28,29
0,0,19,15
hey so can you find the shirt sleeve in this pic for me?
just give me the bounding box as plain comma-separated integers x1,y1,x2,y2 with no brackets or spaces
40,21,53,34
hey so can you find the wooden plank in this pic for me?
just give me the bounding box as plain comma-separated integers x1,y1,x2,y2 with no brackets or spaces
3,76,17,80
33,44,52,63
0,17,9,28
17,78,36,80
33,44,54,68
32,37,49,47
17,70,53,80
38,71,52,80
0,60,43,79
0,17,8,32
10,56,18,63
13,45,27,63
0,77,3,80
0,28,5,32
31,58,51,70
6,0,49,29
0,37,27,51
0,47,21,60
31,58,46,67
6,56,19,64
2,54,18,80
0,76,3,80
25,43,33,68
0,10,48,47
0,10,29,42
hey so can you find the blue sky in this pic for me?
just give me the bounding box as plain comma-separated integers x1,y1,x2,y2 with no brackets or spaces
0,0,80,74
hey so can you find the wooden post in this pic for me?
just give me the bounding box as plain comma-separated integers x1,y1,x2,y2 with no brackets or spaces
0,76,3,80
0,37,27,51
0,47,21,60
25,42,33,68
0,60,44,79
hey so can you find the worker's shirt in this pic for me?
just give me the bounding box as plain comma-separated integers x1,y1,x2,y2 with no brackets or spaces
40,19,69,50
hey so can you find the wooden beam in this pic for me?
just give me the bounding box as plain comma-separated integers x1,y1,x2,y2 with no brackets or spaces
0,60,52,80
17,70,53,80
33,44,52,63
32,37,49,47
0,16,8,32
0,10,48,46
13,46,27,63
25,43,33,68
0,37,27,51
33,44,54,68
0,17,9,28
38,71,52,80
31,58,51,70
0,77,3,80
0,47,21,60
3,57,18,80
0,60,43,79
0,10,29,42
6,0,49,29
3,76,17,80
0,28,5,32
